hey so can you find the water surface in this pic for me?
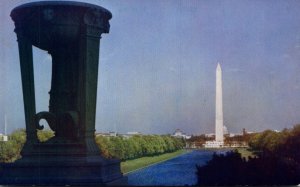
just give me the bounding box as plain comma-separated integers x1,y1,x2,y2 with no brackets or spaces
127,149,227,186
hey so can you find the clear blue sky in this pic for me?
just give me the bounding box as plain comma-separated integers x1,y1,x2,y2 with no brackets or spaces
1,0,300,135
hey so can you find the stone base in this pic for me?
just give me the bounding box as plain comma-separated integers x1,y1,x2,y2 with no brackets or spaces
0,155,126,185
107,176,129,186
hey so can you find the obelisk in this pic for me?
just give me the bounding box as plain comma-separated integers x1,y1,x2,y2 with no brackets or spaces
215,63,224,142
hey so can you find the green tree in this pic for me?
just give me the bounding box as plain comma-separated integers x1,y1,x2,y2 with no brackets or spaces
0,129,26,162
37,130,54,142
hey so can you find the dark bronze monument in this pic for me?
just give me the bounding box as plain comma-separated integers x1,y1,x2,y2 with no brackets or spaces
0,1,124,185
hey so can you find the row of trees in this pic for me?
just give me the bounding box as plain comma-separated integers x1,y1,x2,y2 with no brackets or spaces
196,124,300,185
248,127,299,155
0,129,185,162
0,129,54,162
0,130,25,162
96,135,185,160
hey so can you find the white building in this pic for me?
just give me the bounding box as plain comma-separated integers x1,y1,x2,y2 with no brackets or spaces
223,126,229,135
118,131,143,139
0,133,8,142
172,129,191,139
0,114,8,142
203,140,224,148
126,131,142,135
205,133,215,138
95,131,117,137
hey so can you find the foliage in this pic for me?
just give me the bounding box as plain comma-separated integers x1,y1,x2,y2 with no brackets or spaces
0,129,54,163
224,133,256,145
95,135,185,161
0,129,26,162
37,129,54,142
248,125,300,159
186,134,212,147
0,129,185,163
196,124,300,185
197,150,300,185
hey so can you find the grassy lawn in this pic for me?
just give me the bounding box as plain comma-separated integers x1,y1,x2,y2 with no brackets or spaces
121,149,189,174
236,148,256,160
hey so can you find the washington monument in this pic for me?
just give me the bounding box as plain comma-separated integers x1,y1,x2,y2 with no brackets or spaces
215,63,224,142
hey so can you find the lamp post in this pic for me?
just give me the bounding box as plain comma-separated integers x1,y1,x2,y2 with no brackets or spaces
0,1,124,185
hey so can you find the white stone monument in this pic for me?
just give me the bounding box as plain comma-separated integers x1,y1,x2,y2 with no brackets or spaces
215,63,224,143
204,63,224,148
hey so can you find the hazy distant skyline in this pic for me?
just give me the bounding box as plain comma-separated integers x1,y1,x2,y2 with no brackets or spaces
1,0,300,135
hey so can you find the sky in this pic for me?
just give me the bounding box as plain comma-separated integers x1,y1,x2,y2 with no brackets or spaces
1,0,300,135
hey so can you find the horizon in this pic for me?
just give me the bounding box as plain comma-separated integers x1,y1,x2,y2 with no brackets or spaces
1,0,300,135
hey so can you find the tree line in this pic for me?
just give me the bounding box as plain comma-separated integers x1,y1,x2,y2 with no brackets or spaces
196,124,300,185
0,129,185,162
96,135,185,161
0,129,54,162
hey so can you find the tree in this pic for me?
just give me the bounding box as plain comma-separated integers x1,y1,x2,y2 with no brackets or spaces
37,130,54,142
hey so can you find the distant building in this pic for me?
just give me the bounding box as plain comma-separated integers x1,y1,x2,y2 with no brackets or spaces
231,133,243,136
0,133,8,142
226,141,248,148
226,129,255,137
242,128,255,135
118,131,143,139
203,140,224,148
242,128,247,136
223,126,229,135
173,129,183,136
172,129,191,139
126,131,142,135
1,114,8,142
95,131,117,137
205,133,215,138
108,131,117,136
96,131,144,139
